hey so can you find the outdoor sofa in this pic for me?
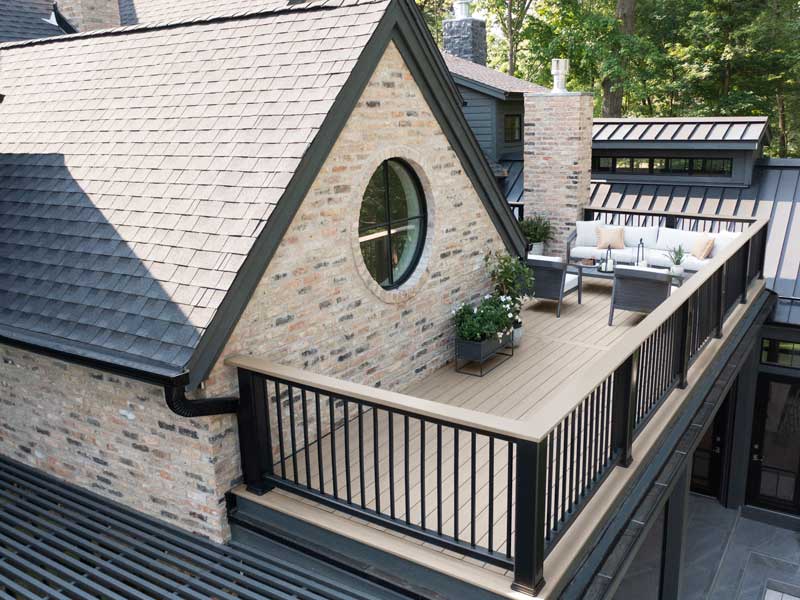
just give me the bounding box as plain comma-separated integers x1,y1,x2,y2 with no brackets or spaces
567,221,742,272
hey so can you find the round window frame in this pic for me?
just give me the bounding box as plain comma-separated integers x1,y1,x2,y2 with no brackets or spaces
357,158,428,291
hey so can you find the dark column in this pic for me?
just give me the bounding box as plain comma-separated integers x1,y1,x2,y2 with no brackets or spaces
661,464,690,600
725,344,760,508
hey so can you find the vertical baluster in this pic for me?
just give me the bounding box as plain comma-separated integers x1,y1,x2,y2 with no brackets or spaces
404,415,410,524
373,408,381,513
344,400,352,504
436,424,443,535
314,391,324,494
388,411,395,519
470,431,477,547
358,404,366,509
420,420,426,530
488,436,495,551
553,423,561,525
275,381,286,479
287,385,299,483
568,408,576,508
506,442,513,559
546,432,553,539
328,395,338,499
453,428,459,541
301,388,311,488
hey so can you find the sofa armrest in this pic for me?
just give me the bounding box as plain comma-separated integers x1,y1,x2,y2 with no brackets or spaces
566,229,577,262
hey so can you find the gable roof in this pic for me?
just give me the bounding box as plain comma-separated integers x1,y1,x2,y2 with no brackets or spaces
589,158,800,324
593,117,771,151
0,0,65,43
442,52,546,100
0,0,525,387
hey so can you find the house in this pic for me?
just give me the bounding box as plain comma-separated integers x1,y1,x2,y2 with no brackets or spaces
0,2,789,600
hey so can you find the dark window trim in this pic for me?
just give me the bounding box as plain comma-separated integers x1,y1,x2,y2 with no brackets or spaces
504,114,522,143
359,158,427,290
592,156,733,177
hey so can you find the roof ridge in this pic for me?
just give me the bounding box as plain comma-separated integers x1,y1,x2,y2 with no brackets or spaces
0,0,381,51
594,116,768,124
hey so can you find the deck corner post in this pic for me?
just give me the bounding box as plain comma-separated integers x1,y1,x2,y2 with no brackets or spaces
675,300,692,389
511,439,547,596
740,239,751,304
611,351,637,468
714,264,726,338
236,368,274,495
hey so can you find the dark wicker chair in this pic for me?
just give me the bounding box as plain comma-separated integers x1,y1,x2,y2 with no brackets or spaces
609,265,673,325
526,255,582,318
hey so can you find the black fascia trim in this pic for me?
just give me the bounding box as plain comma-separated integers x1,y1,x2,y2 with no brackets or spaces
185,0,527,390
449,73,509,101
0,332,188,387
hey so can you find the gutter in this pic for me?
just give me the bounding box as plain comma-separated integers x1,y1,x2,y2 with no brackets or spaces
164,382,238,417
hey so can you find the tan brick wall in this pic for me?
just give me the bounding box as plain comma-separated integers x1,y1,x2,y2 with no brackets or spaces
58,0,120,30
0,343,237,542
523,91,593,256
203,41,506,397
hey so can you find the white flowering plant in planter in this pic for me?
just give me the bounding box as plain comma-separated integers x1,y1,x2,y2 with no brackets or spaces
453,294,516,342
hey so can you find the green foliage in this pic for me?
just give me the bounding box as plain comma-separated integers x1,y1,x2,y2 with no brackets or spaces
485,251,534,299
519,214,554,244
453,295,517,342
667,245,686,266
415,0,450,45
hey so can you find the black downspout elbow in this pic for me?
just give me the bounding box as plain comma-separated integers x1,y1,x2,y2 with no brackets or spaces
164,384,238,417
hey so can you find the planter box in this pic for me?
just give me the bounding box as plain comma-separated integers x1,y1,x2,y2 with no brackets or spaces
455,332,513,377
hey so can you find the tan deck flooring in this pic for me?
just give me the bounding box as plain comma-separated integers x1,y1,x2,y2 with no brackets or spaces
249,280,642,574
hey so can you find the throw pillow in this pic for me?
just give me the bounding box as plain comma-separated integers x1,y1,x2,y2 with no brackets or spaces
691,235,714,259
596,226,625,250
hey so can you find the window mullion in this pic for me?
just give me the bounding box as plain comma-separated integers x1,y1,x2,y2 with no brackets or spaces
384,162,394,286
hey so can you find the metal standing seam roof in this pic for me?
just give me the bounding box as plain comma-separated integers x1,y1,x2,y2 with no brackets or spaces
0,455,410,600
0,0,64,43
442,52,547,97
589,158,800,324
0,0,390,380
592,117,770,148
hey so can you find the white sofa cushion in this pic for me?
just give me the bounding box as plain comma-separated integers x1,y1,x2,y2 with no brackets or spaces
623,226,659,249
570,246,604,261
528,253,563,263
564,274,579,292
710,230,741,258
656,227,706,253
575,220,600,247
645,250,709,272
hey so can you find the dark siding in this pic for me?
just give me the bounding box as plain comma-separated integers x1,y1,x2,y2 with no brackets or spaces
459,87,497,160
496,98,524,157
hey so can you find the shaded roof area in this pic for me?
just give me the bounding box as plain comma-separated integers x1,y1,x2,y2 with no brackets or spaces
590,158,800,324
593,117,770,150
499,155,524,203
0,455,409,600
0,0,64,43
0,0,388,379
442,52,546,98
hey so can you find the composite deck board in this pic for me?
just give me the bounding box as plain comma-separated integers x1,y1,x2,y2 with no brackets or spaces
266,281,639,566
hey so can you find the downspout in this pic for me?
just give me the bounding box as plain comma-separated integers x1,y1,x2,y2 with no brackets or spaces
164,382,238,417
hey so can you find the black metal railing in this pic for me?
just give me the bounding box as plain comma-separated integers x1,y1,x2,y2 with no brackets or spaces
230,210,768,596
509,201,525,221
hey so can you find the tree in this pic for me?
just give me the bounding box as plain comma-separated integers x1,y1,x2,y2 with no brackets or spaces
600,0,635,117
415,0,451,45
477,0,536,75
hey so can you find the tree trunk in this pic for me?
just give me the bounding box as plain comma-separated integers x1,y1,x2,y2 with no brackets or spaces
506,3,515,75
778,93,788,158
601,0,635,117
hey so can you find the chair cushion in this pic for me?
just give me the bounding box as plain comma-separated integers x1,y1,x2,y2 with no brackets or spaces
610,247,637,263
575,220,600,247
570,246,604,261
656,227,705,253
623,226,659,248
710,230,740,258
564,273,579,292
682,255,710,272
597,226,625,250
691,234,714,259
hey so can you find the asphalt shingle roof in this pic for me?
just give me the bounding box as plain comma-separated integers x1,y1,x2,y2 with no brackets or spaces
0,0,64,43
442,52,546,95
0,0,389,377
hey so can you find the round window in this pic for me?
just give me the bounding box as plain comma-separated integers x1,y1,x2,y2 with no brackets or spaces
358,159,427,289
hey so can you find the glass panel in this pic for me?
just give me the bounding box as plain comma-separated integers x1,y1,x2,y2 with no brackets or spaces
761,339,800,369
593,157,613,172
689,158,705,175
387,160,422,221
359,228,391,287
633,158,651,173
759,381,800,503
704,159,730,176
504,114,522,142
613,505,665,599
390,219,422,284
615,157,635,173
653,158,668,173
669,158,690,174
359,165,387,231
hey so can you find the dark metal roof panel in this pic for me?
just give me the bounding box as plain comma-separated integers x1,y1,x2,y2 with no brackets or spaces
590,158,800,324
592,117,770,147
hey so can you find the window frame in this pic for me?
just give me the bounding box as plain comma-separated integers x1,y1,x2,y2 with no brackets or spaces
503,114,523,143
591,156,733,178
358,158,427,290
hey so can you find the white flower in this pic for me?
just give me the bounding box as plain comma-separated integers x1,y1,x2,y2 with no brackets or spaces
473,307,478,313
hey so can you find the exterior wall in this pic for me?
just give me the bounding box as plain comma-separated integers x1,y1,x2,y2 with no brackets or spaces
443,18,487,66
204,41,506,397
496,98,525,158
459,86,497,160
523,91,594,255
58,0,120,30
0,344,238,542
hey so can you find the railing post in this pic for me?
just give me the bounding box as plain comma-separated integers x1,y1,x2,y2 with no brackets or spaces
611,350,638,468
236,368,274,495
740,239,751,304
512,440,547,596
675,300,692,389
665,215,678,229
759,227,766,279
714,264,726,338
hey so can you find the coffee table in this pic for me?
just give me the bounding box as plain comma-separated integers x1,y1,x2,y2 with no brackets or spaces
568,263,691,286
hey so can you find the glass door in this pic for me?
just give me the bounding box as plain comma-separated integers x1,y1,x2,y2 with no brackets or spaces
747,375,800,513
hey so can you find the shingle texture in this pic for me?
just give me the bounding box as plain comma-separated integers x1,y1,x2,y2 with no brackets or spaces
442,52,546,95
0,0,64,42
592,116,770,145
590,159,800,323
0,0,389,376
117,0,330,25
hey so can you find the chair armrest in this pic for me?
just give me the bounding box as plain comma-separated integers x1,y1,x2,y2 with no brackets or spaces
566,230,577,262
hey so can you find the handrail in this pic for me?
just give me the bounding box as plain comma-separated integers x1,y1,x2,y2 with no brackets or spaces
526,216,769,441
225,355,539,443
586,206,758,225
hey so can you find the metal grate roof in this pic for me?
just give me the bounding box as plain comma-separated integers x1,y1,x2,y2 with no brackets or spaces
0,456,409,599
592,117,770,149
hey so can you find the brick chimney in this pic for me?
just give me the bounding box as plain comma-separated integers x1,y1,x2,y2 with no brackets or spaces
523,60,593,256
443,1,486,66
57,0,120,31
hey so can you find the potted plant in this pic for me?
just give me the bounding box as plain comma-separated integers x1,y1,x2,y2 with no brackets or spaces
667,245,687,277
485,251,534,347
519,214,554,256
453,294,516,375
